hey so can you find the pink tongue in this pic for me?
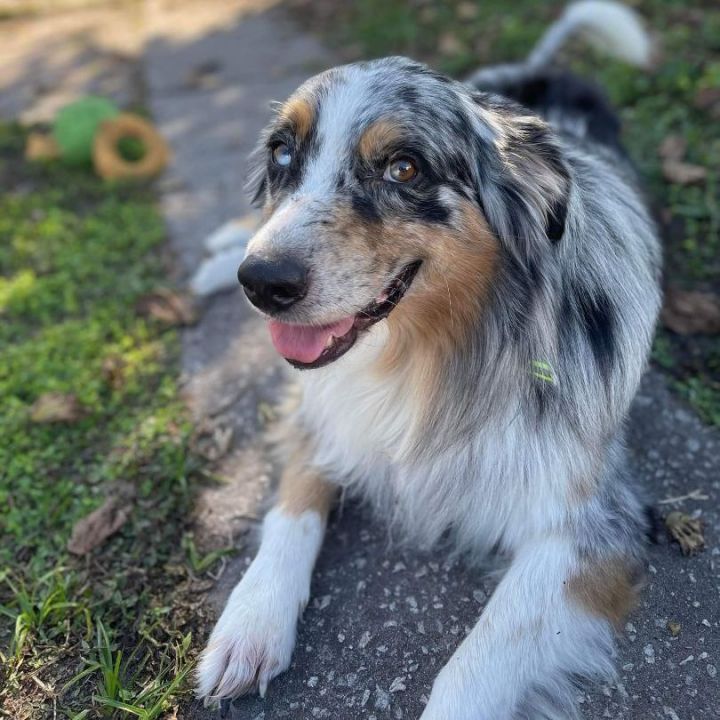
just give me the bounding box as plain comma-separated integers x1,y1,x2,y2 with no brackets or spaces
268,317,355,363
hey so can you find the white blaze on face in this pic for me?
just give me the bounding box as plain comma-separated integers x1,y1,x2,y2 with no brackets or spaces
300,68,375,196
245,198,307,258
247,69,376,262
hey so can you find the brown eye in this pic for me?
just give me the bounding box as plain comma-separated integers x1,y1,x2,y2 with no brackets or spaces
272,143,292,167
385,158,417,183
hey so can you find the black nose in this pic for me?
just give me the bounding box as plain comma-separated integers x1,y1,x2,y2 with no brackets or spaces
237,256,308,313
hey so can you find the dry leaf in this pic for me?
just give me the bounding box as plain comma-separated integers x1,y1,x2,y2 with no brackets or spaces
419,7,438,24
665,511,705,556
694,87,720,116
101,355,126,390
666,620,681,637
662,288,720,335
662,159,707,185
136,289,197,327
456,2,479,20
68,484,136,556
30,392,83,423
438,32,465,56
658,135,687,162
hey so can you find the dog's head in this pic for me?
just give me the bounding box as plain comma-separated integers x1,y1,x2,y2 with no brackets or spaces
238,57,570,369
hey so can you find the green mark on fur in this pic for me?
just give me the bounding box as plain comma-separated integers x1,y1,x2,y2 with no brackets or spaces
531,360,555,384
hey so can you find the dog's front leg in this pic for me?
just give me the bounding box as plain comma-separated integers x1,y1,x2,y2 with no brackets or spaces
421,536,634,719
196,442,335,702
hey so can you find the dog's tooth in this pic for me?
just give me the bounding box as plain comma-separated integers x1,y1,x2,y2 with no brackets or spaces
325,336,334,349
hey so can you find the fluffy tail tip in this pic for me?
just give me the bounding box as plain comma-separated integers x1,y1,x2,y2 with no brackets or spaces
563,0,654,68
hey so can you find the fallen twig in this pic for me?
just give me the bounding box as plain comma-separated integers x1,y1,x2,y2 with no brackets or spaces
657,489,709,505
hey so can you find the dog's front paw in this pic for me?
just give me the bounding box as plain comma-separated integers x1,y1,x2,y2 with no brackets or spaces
196,572,301,702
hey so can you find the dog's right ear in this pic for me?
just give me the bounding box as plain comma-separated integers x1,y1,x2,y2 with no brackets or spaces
469,97,572,263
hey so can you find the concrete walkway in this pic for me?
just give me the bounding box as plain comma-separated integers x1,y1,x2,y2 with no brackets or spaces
2,3,718,718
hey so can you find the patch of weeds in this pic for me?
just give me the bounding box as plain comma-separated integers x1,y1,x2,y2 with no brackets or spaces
0,123,210,718
62,620,194,720
674,376,720,427
182,533,235,575
0,570,80,661
289,0,720,426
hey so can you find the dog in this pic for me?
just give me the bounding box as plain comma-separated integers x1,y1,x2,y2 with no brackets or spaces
196,2,662,717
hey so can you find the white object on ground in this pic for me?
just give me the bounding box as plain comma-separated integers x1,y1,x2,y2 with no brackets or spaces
204,216,258,253
190,246,248,297
191,215,259,297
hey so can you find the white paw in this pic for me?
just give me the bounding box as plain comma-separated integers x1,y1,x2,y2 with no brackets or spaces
197,509,325,703
196,567,302,702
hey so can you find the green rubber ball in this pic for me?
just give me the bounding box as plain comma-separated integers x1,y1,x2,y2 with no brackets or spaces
52,96,120,166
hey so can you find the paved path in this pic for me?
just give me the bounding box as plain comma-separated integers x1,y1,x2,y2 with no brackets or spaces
2,3,718,718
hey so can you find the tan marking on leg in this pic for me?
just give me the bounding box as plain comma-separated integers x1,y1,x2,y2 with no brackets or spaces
280,97,315,142
274,426,336,519
567,559,640,628
358,119,403,162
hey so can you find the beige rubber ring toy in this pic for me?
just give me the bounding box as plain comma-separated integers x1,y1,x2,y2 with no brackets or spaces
93,113,170,180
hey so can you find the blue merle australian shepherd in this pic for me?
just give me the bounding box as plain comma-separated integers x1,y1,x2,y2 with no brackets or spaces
196,2,662,717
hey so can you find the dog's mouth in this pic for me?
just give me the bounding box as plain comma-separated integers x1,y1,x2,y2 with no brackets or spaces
267,261,421,370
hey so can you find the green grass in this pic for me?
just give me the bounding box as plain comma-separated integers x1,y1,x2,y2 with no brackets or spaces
0,123,211,718
290,0,720,426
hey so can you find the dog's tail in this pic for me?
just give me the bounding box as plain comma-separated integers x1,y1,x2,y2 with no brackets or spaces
468,1,653,88
528,0,652,69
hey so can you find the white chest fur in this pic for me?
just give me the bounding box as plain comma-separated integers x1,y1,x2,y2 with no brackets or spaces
296,328,576,555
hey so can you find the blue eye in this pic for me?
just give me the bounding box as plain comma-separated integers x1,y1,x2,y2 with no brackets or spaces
272,143,292,167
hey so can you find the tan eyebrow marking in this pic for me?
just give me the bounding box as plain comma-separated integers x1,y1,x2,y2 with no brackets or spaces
280,97,315,141
358,119,404,161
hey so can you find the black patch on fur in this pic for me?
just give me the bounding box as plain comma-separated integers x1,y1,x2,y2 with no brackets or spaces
410,193,450,223
546,195,568,242
351,192,381,222
498,251,545,340
561,284,618,380
532,378,558,419
477,71,624,151
578,289,616,378
397,85,421,105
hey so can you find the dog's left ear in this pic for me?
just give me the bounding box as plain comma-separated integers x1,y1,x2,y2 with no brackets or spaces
471,104,571,258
